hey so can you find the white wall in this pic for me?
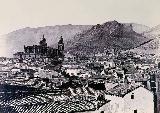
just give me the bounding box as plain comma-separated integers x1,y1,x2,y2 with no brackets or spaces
93,87,154,113
124,87,154,113
100,95,124,113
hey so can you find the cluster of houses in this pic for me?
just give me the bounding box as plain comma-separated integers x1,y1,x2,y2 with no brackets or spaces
63,50,159,113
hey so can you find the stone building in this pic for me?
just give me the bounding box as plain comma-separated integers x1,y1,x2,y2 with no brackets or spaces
13,35,64,63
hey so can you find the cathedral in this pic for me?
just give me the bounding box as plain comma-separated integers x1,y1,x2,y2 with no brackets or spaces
13,35,64,63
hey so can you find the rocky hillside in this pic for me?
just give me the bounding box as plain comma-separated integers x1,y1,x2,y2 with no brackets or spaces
142,24,160,39
130,24,160,55
1,25,92,57
125,23,150,34
66,21,151,55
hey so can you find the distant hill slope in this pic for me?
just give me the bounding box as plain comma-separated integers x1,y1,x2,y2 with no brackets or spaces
66,21,151,55
1,25,92,57
125,23,150,34
129,38,160,55
130,24,160,55
129,36,160,55
143,24,160,37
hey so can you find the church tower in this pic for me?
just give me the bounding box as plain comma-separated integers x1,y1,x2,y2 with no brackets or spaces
58,36,64,53
39,34,47,47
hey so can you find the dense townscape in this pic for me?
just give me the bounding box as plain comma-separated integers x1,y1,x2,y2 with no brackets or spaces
0,33,159,113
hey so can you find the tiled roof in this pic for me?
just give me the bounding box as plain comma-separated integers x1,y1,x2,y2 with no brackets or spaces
105,83,141,97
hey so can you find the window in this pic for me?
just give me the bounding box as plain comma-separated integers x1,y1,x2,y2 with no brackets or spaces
131,93,134,99
134,110,137,113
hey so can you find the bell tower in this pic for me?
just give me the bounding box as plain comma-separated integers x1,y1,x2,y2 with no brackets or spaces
58,36,64,52
39,34,47,47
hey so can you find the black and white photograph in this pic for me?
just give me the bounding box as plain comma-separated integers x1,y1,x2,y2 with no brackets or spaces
0,0,159,113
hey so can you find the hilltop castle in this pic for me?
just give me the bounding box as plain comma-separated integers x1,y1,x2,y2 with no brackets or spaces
13,35,64,63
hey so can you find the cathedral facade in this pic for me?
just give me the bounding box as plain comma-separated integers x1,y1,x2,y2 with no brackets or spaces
13,35,64,63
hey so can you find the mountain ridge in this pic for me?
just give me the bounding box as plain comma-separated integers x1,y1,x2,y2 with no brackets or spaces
65,21,151,55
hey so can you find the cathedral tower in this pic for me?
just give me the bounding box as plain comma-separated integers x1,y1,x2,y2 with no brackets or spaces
58,36,64,53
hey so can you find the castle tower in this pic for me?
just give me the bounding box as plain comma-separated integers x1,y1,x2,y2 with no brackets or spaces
58,36,64,52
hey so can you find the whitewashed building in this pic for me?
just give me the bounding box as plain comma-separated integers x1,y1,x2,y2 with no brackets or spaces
98,87,154,113
81,86,154,113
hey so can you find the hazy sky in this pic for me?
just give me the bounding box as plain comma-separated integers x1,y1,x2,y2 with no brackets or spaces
0,0,160,35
